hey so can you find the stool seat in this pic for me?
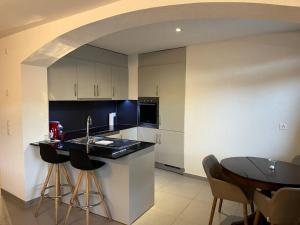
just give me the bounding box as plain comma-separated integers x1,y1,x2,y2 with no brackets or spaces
40,143,70,164
69,149,105,171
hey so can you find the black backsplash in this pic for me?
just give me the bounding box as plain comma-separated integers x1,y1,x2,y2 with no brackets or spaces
49,100,138,131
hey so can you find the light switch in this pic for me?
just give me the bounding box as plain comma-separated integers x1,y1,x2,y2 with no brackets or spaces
279,123,288,130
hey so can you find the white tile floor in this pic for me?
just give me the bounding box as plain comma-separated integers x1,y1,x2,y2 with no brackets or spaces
132,169,243,225
0,169,244,225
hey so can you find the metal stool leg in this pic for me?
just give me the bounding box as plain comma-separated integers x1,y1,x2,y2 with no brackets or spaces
91,171,112,220
35,164,54,217
64,171,84,225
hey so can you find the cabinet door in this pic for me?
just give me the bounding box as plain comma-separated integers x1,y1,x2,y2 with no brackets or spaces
95,63,112,99
77,60,96,99
158,63,186,132
138,66,159,97
120,127,138,140
112,66,128,100
48,58,78,100
137,127,159,161
156,130,184,168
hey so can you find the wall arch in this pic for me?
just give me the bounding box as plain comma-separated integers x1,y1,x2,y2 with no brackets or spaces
23,1,300,67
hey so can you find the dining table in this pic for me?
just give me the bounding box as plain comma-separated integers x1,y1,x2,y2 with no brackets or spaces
220,156,300,225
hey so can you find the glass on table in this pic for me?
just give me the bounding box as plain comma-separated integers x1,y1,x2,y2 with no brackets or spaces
268,158,277,171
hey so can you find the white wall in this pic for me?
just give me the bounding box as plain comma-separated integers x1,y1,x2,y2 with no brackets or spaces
184,32,300,177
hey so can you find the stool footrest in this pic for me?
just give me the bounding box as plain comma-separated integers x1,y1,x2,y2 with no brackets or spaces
42,183,73,199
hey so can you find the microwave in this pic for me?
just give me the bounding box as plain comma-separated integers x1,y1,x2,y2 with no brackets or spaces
138,97,159,129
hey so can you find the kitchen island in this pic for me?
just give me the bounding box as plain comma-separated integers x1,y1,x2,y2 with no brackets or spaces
30,137,155,225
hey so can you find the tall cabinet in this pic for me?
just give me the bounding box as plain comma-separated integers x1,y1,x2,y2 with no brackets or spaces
138,48,186,170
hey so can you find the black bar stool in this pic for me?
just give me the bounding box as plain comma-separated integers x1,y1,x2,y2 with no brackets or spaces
35,143,77,224
64,148,112,225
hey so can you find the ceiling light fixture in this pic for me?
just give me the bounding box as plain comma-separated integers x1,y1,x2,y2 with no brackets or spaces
176,27,182,32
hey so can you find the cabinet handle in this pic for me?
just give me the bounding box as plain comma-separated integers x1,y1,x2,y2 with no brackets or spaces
94,85,96,96
155,133,158,143
112,87,115,97
97,85,99,96
159,115,162,126
74,84,77,97
156,86,159,96
159,134,162,144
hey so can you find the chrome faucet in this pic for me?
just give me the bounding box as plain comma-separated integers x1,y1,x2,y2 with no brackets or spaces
86,115,93,153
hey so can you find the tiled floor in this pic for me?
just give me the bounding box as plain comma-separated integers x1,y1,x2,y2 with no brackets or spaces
0,169,244,225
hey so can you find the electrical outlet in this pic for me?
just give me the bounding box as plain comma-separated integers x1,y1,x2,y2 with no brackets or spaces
279,123,288,130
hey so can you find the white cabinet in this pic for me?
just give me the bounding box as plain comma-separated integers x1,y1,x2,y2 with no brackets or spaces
112,66,128,100
48,56,128,101
156,130,184,168
77,60,96,99
48,58,78,100
120,127,137,140
95,63,112,99
157,63,185,132
137,127,184,168
138,66,159,97
138,127,159,161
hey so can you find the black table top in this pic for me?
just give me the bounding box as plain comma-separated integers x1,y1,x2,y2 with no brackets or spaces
221,157,300,191
31,140,155,160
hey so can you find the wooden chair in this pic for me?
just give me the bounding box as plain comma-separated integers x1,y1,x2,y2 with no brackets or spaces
202,155,254,225
253,188,300,225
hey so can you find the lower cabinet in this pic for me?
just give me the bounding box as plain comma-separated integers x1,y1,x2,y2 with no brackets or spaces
107,128,138,140
137,127,184,169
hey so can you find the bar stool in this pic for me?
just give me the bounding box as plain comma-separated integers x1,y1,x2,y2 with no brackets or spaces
64,148,112,225
35,143,77,224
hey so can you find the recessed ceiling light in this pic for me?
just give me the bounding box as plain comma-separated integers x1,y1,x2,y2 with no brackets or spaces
176,27,182,32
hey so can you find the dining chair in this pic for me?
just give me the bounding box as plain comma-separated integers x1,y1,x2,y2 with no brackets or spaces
291,155,300,166
253,188,300,225
202,155,253,225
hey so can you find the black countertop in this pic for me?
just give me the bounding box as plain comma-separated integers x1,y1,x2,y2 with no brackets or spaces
31,125,155,159
31,140,154,159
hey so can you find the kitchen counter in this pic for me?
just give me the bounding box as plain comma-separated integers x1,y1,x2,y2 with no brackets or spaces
29,129,155,225
30,139,154,159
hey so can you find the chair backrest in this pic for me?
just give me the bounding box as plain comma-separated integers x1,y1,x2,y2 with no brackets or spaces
69,148,94,170
292,155,300,166
202,155,223,181
39,143,61,164
271,188,300,225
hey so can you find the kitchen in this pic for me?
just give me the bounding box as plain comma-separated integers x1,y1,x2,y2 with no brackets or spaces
29,44,186,224
1,3,300,224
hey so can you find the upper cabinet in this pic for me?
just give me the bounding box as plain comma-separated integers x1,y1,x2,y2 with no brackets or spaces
112,66,128,100
48,45,128,101
77,60,96,99
48,58,78,101
95,63,112,99
138,48,186,132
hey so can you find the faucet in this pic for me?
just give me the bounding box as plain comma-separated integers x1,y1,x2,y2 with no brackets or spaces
86,115,93,153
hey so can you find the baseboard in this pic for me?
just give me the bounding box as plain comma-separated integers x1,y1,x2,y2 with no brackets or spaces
155,162,184,174
183,173,207,181
1,189,39,208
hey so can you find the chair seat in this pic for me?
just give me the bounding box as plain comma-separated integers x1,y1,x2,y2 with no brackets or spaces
71,159,105,171
47,154,70,164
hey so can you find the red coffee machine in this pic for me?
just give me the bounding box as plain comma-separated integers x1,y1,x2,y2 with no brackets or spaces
49,121,63,140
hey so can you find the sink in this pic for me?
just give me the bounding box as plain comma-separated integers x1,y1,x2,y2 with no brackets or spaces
68,136,104,145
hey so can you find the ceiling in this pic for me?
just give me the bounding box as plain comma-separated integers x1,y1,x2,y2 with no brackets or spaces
90,19,300,55
0,0,118,38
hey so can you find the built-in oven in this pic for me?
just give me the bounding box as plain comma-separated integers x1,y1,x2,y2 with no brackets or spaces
138,97,159,128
